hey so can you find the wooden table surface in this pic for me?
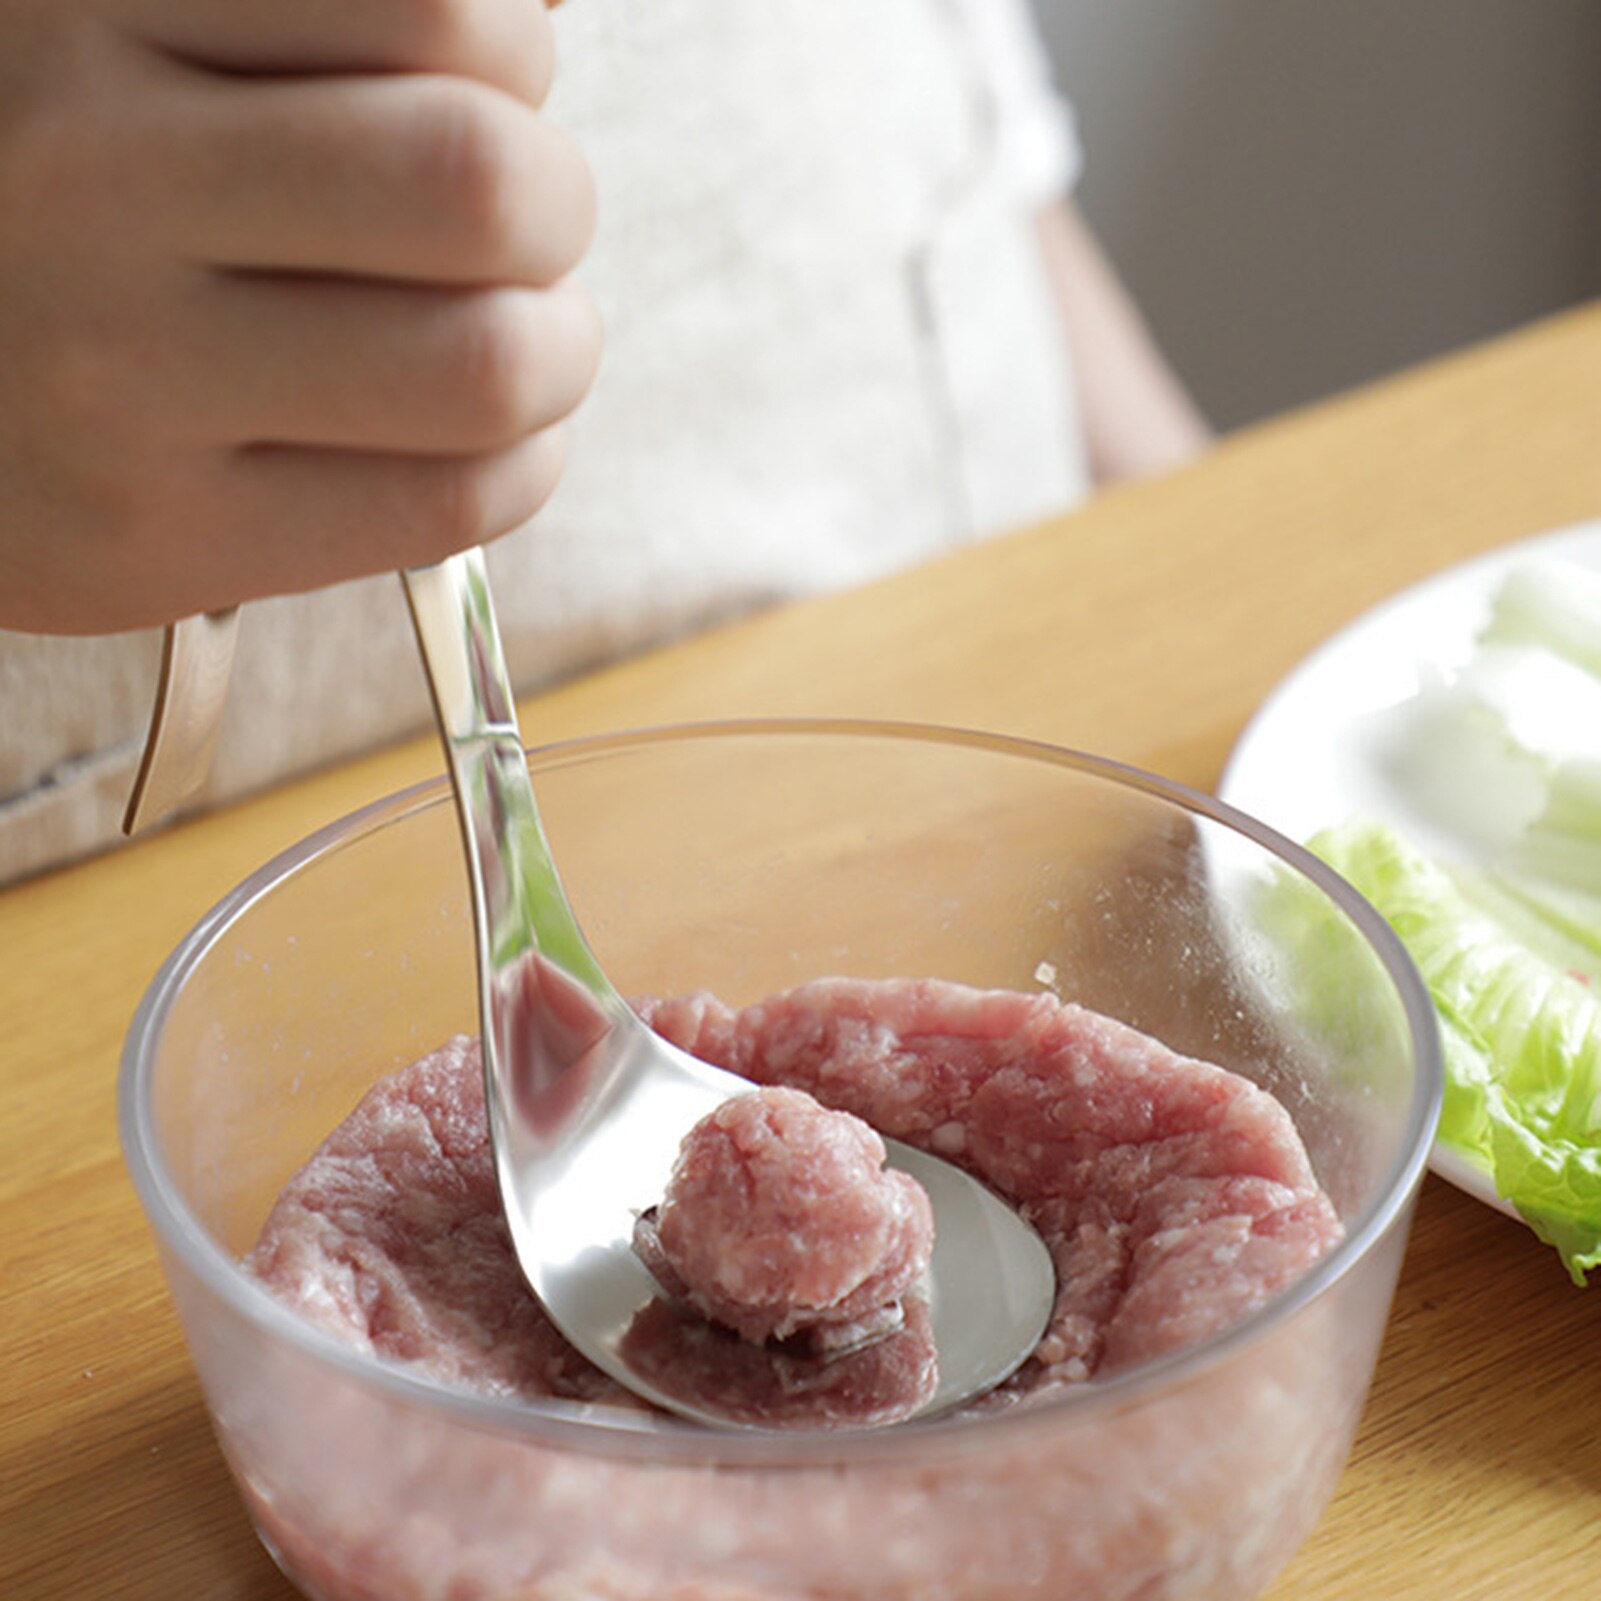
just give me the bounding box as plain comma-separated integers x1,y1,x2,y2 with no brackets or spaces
5,305,1600,1600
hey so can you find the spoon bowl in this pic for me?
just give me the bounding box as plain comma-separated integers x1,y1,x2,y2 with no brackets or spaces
402,550,1055,1427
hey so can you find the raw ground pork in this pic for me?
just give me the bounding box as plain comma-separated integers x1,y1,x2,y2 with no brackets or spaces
623,1083,940,1426
632,1085,936,1350
238,976,1351,1600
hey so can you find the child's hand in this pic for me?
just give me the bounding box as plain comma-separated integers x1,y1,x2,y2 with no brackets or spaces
0,0,599,634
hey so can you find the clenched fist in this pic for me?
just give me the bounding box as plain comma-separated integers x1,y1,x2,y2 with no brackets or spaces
0,0,599,633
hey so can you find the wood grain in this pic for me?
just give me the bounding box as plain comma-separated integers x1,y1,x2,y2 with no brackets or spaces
3,303,1600,1598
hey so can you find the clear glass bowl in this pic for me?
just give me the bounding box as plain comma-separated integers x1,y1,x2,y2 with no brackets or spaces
121,720,1440,1601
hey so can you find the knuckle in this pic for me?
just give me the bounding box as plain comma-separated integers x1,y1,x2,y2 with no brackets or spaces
534,123,599,274
521,5,558,105
387,0,554,105
445,293,545,446
384,0,475,71
491,428,565,537
421,463,496,553
424,429,563,553
426,88,523,263
534,284,603,419
562,284,605,390
411,90,594,284
524,427,566,517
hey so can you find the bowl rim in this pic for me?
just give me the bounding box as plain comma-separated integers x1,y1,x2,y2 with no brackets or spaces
119,716,1442,1467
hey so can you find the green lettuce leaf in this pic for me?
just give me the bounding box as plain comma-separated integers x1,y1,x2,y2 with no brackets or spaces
1312,819,1601,1285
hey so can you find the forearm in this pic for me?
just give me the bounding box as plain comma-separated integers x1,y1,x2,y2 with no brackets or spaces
1037,198,1213,487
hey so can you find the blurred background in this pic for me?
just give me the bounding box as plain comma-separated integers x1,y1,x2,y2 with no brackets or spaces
1033,0,1601,430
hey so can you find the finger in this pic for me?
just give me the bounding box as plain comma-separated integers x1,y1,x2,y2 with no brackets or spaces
168,74,595,288
223,427,569,601
114,0,557,108
170,274,601,454
10,428,568,633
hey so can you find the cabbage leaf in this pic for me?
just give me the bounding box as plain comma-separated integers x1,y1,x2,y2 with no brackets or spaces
1313,819,1601,1285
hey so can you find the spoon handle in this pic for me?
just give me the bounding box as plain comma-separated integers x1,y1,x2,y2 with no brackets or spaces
122,609,240,834
401,552,628,1106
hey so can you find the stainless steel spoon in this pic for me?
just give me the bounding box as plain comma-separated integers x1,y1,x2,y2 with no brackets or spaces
401,548,1054,1429
124,562,1055,1428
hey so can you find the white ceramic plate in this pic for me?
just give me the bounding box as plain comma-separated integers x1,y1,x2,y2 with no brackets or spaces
1220,518,1601,1217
